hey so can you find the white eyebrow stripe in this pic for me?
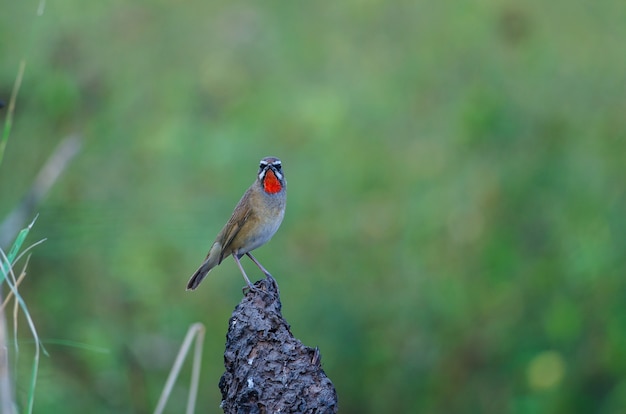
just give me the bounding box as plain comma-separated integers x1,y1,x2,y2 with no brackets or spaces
258,163,283,181
260,157,281,164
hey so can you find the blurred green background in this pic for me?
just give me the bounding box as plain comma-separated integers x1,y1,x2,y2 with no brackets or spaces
2,0,626,413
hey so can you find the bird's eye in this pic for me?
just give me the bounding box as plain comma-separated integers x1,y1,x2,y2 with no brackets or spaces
259,163,267,169
274,164,282,171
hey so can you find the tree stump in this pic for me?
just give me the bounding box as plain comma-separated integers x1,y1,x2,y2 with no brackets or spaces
219,276,338,414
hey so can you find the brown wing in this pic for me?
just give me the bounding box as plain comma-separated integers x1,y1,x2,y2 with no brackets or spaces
215,190,254,263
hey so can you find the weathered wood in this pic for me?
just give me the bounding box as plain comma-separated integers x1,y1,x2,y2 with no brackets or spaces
219,276,338,414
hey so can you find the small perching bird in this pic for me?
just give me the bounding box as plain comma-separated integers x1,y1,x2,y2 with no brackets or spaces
187,157,287,291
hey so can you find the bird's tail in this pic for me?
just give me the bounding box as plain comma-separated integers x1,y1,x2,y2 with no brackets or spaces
186,242,222,290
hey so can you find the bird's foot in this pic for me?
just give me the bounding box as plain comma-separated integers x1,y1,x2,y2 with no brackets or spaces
242,283,259,295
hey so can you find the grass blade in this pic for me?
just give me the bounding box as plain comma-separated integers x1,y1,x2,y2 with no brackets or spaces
0,215,38,284
153,323,205,414
0,218,47,414
0,60,26,169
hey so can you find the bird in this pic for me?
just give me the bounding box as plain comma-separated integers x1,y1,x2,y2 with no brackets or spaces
186,156,287,291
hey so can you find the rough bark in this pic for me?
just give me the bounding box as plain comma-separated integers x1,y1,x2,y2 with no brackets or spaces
219,276,338,414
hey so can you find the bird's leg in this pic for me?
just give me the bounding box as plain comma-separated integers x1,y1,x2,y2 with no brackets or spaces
246,252,273,279
246,252,279,295
233,253,257,293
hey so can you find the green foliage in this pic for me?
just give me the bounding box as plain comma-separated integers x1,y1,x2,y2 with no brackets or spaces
1,0,626,413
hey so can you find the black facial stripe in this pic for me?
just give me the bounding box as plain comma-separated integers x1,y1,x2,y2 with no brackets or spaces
258,158,282,178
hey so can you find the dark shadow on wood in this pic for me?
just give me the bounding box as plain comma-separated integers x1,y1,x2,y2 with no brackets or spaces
219,276,338,414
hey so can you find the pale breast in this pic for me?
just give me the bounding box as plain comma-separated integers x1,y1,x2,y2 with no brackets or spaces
233,189,285,252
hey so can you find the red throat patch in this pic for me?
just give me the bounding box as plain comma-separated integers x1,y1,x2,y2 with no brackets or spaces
263,169,282,194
